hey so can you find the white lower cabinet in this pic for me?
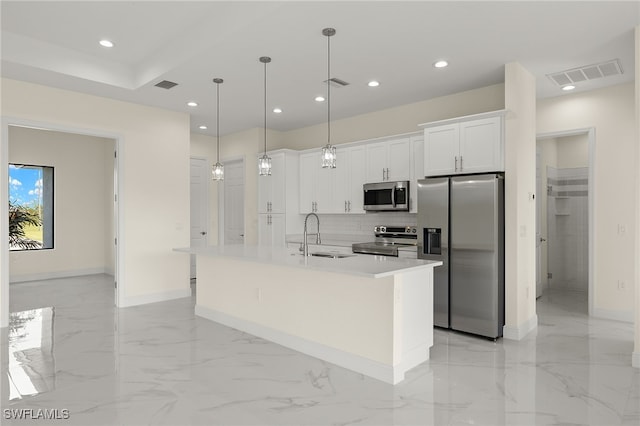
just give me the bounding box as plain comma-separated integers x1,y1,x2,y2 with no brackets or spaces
258,213,286,247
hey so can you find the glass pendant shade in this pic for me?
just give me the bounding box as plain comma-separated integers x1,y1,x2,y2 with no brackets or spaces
258,154,272,176
212,162,224,181
321,143,336,168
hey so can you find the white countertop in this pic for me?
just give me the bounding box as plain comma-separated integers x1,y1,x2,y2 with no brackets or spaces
174,245,440,279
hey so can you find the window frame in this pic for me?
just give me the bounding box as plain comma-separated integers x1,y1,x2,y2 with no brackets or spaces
8,163,55,251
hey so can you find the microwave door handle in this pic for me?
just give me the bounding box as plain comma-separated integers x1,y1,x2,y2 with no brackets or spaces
391,188,396,207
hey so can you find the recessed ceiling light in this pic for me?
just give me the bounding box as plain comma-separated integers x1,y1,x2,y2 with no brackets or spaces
562,85,576,91
99,39,114,48
315,96,325,102
199,125,207,130
433,60,448,68
273,108,282,113
368,80,380,87
187,101,198,107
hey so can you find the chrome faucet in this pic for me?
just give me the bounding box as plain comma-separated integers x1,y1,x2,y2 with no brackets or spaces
302,213,321,256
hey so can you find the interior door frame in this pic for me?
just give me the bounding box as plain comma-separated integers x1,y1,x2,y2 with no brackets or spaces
1,116,124,328
190,156,209,278
217,155,245,246
536,127,595,316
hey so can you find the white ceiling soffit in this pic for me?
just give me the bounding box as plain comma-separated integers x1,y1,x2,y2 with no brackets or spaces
547,59,624,87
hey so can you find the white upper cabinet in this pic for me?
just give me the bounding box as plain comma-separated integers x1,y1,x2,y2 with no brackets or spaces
365,138,411,182
458,117,502,173
421,111,504,177
299,151,331,214
332,145,366,213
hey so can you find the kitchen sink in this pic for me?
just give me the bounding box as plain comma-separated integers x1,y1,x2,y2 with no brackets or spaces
309,252,355,259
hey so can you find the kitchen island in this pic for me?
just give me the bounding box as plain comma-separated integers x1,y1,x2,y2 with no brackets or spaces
174,245,441,384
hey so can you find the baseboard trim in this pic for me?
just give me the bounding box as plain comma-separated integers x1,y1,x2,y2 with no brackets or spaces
9,268,110,283
119,288,191,308
633,352,640,368
503,314,538,341
195,305,409,384
592,308,634,323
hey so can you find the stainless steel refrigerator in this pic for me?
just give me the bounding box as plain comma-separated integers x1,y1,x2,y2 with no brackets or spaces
417,173,504,339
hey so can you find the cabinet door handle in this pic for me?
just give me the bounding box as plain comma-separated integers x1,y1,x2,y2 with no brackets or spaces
348,200,351,212
454,156,459,172
460,156,463,171
345,201,347,212
387,168,390,179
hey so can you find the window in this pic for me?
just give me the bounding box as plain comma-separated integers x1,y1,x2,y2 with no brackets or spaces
9,164,54,250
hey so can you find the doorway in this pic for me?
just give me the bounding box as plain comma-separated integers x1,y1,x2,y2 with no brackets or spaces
536,129,594,315
1,118,122,328
219,158,245,245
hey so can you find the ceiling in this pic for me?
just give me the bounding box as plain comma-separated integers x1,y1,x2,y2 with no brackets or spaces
2,1,638,138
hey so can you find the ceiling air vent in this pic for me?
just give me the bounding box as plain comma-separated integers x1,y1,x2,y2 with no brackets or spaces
547,59,623,87
324,77,350,88
155,80,178,89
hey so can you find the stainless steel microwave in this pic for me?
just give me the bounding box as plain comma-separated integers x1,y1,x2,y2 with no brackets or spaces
363,181,410,212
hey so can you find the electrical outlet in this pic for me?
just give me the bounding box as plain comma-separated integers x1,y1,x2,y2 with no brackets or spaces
618,280,626,290
618,224,627,235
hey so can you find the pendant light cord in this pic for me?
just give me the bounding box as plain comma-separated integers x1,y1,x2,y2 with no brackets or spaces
216,82,220,162
264,59,267,155
327,33,331,146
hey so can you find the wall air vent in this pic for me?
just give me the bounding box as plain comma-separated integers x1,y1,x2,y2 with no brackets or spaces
547,59,623,87
154,80,179,89
324,77,350,88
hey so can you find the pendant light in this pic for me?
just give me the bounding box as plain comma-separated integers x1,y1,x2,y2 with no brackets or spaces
212,78,224,181
258,56,272,176
321,27,337,169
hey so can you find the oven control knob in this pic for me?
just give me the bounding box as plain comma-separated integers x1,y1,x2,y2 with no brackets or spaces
412,228,416,233
380,226,386,233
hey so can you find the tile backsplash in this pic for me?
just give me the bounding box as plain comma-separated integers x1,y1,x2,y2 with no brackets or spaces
313,212,417,236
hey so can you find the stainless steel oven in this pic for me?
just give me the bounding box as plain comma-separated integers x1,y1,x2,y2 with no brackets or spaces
352,226,417,256
363,181,409,212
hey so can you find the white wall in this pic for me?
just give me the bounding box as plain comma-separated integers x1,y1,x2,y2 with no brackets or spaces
504,62,538,339
538,82,635,320
276,84,505,151
1,78,191,318
634,25,640,368
8,126,113,281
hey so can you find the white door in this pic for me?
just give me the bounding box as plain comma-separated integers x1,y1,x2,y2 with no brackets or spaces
190,158,208,279
535,148,544,298
224,160,245,245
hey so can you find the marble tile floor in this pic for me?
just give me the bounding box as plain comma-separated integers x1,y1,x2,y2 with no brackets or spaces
1,274,638,426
